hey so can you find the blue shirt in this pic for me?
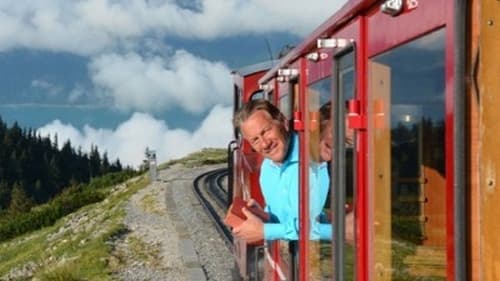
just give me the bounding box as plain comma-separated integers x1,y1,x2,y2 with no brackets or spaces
259,133,330,240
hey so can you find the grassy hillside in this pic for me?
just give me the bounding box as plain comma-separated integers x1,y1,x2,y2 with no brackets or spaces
0,175,148,281
0,148,227,281
158,148,227,169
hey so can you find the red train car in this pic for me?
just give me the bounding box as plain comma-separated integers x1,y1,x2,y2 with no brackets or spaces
229,0,500,280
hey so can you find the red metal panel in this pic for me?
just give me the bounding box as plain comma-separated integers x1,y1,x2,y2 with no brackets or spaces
259,0,378,84
366,0,447,57
242,71,266,102
307,49,334,84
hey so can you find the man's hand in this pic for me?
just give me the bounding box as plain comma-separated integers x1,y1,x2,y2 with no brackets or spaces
246,199,270,221
232,207,264,244
246,198,261,209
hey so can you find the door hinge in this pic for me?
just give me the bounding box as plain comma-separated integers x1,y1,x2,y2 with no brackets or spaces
346,99,366,130
293,111,305,131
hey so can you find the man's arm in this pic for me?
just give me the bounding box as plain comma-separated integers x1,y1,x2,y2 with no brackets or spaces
262,173,299,241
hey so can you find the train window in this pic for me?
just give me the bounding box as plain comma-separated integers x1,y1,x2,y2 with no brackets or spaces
267,90,274,104
233,85,242,139
368,28,446,280
309,78,332,106
305,75,334,280
278,81,295,120
250,90,265,101
279,94,291,120
332,49,356,281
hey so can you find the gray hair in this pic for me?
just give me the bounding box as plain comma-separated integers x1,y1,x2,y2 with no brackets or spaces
233,99,285,130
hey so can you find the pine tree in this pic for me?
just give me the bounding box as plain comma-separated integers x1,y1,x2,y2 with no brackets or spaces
110,159,123,172
101,152,110,174
47,155,62,195
89,145,102,178
0,117,130,209
9,182,33,214
0,181,10,210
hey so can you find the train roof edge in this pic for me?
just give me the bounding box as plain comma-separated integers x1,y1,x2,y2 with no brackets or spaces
231,60,280,77
258,0,377,84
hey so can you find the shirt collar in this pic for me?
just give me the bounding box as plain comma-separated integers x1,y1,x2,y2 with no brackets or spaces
270,132,298,168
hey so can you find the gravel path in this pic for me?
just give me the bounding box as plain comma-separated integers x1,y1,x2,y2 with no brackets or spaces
115,163,233,281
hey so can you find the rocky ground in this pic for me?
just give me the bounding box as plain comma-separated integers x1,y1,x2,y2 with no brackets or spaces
0,163,233,281
111,163,233,281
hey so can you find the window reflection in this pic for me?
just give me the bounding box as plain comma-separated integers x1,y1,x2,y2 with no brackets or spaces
369,28,446,280
250,90,265,101
334,50,356,281
279,94,291,120
306,48,357,280
307,77,332,280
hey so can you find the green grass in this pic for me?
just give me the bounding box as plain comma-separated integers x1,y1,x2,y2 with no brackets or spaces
315,237,445,281
139,192,164,215
158,147,227,169
40,263,85,281
127,235,161,266
0,175,149,280
0,147,226,280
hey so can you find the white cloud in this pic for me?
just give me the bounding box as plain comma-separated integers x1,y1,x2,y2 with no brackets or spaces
184,0,345,38
31,79,63,97
67,84,86,103
0,0,347,55
36,105,233,167
3,0,351,165
89,50,232,113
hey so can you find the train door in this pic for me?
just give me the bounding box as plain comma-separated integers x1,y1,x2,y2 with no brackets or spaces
300,53,333,281
329,19,363,281
260,75,300,281
297,17,362,281
364,0,456,280
331,43,357,281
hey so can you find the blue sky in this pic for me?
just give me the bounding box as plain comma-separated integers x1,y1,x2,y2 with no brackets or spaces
0,0,347,167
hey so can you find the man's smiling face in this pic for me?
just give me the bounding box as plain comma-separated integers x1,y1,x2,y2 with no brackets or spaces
240,109,289,163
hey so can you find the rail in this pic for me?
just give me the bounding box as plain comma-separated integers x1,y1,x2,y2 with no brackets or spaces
192,167,232,247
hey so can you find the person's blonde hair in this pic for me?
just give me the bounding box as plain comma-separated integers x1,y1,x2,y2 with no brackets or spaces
233,99,286,130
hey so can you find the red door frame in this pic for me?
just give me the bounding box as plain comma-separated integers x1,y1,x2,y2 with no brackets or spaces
304,17,367,281
364,0,456,280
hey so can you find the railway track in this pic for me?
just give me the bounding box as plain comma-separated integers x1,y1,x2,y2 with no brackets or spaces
192,167,232,247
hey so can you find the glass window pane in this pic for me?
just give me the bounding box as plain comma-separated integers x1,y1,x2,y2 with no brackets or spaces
250,90,265,101
280,94,291,120
368,28,446,280
307,77,332,280
338,52,356,281
305,50,357,280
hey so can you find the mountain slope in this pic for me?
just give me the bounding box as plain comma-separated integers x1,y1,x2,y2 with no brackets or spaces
0,175,148,281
